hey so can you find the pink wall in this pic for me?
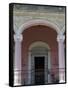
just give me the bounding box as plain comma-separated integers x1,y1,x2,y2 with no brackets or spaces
21,25,59,79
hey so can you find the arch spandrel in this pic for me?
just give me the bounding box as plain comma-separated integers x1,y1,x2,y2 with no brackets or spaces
17,19,61,34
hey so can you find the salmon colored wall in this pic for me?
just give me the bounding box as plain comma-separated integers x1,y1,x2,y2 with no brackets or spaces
21,25,59,79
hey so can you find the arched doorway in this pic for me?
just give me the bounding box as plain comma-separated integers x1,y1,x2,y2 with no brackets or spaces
14,19,65,86
28,41,51,85
21,25,59,85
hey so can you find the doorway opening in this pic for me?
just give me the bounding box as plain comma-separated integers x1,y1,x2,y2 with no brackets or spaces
28,41,51,85
34,56,45,85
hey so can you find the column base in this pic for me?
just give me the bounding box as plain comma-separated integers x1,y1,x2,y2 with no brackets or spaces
14,71,22,86
59,72,65,83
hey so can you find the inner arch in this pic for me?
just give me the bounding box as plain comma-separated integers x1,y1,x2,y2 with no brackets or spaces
28,41,51,84
29,41,50,51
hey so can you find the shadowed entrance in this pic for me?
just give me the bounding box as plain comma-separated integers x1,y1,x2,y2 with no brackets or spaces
34,56,45,85
28,41,51,85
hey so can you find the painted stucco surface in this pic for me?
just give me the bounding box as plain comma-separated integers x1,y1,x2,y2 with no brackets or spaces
21,25,58,81
13,4,65,33
13,4,65,85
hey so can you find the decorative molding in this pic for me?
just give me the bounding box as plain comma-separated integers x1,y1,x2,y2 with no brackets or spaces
57,34,65,43
14,34,23,42
14,4,65,14
61,25,65,34
18,19,60,34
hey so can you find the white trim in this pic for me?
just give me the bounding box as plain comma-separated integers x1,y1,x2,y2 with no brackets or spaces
16,19,60,34
29,41,50,50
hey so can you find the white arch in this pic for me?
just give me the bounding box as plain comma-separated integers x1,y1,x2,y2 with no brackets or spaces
29,41,50,50
17,19,60,34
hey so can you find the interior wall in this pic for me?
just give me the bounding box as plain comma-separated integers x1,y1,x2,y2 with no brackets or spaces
21,25,58,81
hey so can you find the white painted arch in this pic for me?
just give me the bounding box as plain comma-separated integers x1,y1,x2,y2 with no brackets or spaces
29,41,50,51
16,19,61,34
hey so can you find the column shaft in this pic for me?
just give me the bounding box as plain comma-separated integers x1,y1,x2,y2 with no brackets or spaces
28,52,31,85
57,34,65,83
14,34,23,86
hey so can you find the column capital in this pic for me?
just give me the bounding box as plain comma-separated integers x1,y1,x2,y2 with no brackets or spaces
57,34,65,43
14,34,23,42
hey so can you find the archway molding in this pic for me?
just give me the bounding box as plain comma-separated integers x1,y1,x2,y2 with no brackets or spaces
16,19,61,34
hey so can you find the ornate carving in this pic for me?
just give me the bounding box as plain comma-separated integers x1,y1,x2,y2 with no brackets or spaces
57,34,65,43
14,34,23,42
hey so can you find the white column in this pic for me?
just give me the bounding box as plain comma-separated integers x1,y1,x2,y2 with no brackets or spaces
57,34,65,83
14,33,23,86
48,52,52,83
28,51,31,85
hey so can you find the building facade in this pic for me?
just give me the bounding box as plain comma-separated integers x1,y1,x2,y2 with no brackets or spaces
12,4,66,86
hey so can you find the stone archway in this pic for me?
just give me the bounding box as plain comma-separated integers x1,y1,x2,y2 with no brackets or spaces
16,19,60,34
13,19,65,86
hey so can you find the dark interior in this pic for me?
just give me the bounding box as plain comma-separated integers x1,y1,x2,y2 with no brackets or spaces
34,57,45,85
